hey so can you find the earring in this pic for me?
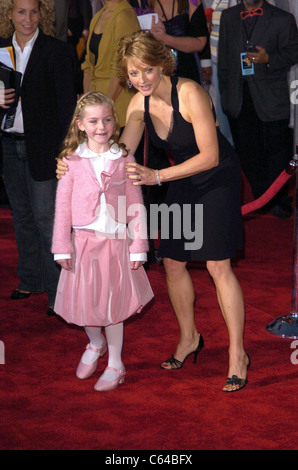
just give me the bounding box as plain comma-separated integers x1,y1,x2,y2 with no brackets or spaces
160,70,164,78
127,79,132,88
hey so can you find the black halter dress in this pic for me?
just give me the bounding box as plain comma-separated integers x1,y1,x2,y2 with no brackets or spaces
144,75,243,262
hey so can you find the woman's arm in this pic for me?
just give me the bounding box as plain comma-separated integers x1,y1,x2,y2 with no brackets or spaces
83,71,91,93
156,30,207,54
107,75,123,104
126,81,219,186
150,1,207,53
119,93,145,154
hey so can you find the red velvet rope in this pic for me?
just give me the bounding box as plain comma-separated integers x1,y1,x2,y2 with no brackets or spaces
241,170,294,215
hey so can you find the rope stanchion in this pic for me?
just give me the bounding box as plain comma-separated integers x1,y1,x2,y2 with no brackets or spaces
266,146,298,339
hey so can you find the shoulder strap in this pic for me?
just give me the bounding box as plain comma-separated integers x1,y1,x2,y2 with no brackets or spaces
170,74,179,111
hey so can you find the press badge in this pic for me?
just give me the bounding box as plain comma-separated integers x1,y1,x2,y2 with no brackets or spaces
241,52,254,76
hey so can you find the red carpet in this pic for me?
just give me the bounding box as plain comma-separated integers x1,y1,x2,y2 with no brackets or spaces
0,195,298,451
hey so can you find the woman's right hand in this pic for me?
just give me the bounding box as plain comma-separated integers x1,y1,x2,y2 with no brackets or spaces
0,88,16,109
56,159,69,179
150,16,166,42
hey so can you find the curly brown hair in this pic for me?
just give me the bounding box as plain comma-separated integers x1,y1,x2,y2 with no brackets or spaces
117,30,175,85
0,0,55,38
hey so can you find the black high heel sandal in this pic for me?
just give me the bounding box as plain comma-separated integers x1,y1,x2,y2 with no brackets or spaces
161,334,204,370
223,354,251,393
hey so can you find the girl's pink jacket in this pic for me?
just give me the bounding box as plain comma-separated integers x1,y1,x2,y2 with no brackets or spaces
51,151,149,255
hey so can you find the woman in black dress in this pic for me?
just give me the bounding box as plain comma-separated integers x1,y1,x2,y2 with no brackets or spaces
119,31,249,392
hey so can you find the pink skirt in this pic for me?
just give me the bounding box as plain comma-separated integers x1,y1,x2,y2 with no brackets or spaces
54,230,154,327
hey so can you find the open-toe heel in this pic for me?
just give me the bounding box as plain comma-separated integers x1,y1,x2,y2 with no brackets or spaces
161,334,204,370
223,353,250,393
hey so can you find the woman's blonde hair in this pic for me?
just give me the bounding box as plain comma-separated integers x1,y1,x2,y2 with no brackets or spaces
59,92,127,160
117,30,175,85
0,0,55,38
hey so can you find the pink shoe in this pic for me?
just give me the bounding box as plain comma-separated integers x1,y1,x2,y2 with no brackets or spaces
94,366,126,392
76,340,107,380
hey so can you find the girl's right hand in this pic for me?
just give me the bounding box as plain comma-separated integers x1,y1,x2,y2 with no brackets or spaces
0,88,16,109
56,259,72,270
56,159,69,179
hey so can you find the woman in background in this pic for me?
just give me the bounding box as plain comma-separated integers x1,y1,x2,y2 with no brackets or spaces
0,0,77,315
81,0,140,128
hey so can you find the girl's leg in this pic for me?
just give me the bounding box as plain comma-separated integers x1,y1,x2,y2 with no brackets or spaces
100,322,124,381
206,259,249,390
82,326,105,364
76,326,107,380
162,257,200,366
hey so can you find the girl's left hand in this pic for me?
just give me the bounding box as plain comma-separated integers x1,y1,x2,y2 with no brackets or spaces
130,260,144,270
126,162,159,186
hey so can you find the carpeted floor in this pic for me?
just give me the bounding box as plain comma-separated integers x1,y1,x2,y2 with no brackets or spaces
0,200,297,451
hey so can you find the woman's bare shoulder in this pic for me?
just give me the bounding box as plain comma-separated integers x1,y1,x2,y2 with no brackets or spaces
126,92,145,120
178,78,211,109
178,78,205,98
128,91,144,110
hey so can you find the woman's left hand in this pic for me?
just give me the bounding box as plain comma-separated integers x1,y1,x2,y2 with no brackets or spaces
126,162,159,186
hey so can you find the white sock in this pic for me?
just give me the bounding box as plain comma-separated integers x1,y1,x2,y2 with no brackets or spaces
82,326,104,365
100,322,124,381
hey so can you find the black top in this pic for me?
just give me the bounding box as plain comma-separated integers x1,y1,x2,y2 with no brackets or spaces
144,75,243,261
156,1,209,83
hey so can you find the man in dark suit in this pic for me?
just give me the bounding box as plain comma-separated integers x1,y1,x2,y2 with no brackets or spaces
218,0,298,218
0,0,77,314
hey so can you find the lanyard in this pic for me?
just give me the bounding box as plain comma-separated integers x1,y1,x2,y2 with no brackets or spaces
242,15,259,49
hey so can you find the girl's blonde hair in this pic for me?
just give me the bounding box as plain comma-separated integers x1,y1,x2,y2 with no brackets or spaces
59,92,127,160
0,0,55,38
117,30,175,85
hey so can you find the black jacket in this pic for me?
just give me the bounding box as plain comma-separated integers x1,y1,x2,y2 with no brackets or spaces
218,1,298,121
0,30,77,181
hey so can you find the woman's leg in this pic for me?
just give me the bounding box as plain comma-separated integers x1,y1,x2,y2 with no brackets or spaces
162,257,200,366
206,259,249,390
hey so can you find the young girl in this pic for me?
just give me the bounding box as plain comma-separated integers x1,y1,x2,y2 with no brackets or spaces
51,91,154,392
